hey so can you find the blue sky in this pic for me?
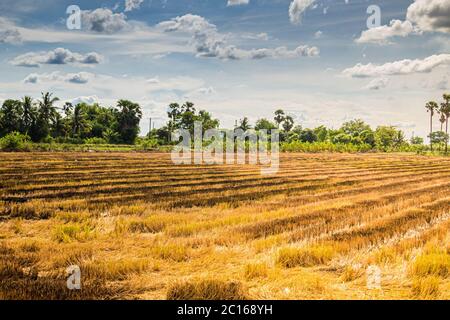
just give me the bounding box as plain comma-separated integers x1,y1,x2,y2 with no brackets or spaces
0,0,449,138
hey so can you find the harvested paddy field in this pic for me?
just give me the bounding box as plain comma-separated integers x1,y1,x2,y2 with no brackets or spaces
0,152,449,300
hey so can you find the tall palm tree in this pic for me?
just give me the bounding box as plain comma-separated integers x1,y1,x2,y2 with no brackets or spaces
21,96,34,135
425,101,438,151
38,92,59,124
274,109,285,129
439,112,446,132
442,94,450,153
72,104,87,137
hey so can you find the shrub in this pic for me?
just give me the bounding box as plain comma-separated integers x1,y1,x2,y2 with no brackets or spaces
0,132,31,151
167,279,248,300
84,137,107,145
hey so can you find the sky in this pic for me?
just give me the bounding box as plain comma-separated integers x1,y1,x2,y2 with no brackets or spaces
0,0,449,138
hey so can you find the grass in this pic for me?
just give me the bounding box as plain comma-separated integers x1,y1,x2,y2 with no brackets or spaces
411,252,450,278
277,245,335,268
411,276,441,299
166,279,248,300
0,152,449,300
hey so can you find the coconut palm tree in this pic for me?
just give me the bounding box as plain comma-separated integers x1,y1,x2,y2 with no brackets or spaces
72,104,88,137
21,96,34,135
425,101,438,151
38,92,59,123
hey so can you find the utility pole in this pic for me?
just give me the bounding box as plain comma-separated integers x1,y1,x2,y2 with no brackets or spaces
148,117,152,136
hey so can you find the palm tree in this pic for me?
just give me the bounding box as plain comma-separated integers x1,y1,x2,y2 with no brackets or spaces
439,112,446,132
442,94,450,153
72,104,87,137
238,117,251,131
38,92,59,124
425,101,438,151
21,96,34,135
274,109,285,129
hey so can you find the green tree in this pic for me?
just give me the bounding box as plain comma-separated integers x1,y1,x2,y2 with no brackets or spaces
72,104,89,137
21,96,35,135
441,94,450,153
274,109,285,128
375,126,403,151
255,118,277,131
35,92,59,141
238,117,251,131
314,125,328,142
410,136,424,145
0,99,23,135
115,100,143,144
282,115,294,132
299,128,318,143
425,101,438,151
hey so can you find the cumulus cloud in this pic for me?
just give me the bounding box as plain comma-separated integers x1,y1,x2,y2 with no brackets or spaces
356,0,450,45
125,0,144,12
81,8,130,33
0,17,22,44
23,72,94,84
227,0,249,6
70,96,99,105
407,0,450,34
11,48,104,67
355,20,421,45
158,14,319,60
343,54,450,78
289,0,316,24
363,77,389,90
314,30,323,39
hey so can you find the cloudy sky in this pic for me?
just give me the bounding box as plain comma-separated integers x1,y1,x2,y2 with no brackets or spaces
0,0,449,138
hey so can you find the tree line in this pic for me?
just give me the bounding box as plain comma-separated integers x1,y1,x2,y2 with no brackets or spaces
0,92,142,144
1,91,449,153
148,104,419,152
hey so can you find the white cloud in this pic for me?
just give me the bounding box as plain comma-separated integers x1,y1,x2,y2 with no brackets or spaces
289,0,316,24
227,0,249,6
343,54,450,78
356,0,450,45
355,20,420,45
11,48,104,67
406,0,450,34
242,32,269,41
158,14,319,60
124,0,144,12
0,17,22,44
23,72,94,84
81,8,130,33
70,96,99,105
363,77,389,90
314,30,323,39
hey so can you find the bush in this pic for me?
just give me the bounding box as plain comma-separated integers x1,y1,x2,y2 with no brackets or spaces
0,132,31,151
84,137,107,145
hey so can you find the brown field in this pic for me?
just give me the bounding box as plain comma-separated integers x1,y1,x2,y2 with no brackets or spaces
0,152,449,300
